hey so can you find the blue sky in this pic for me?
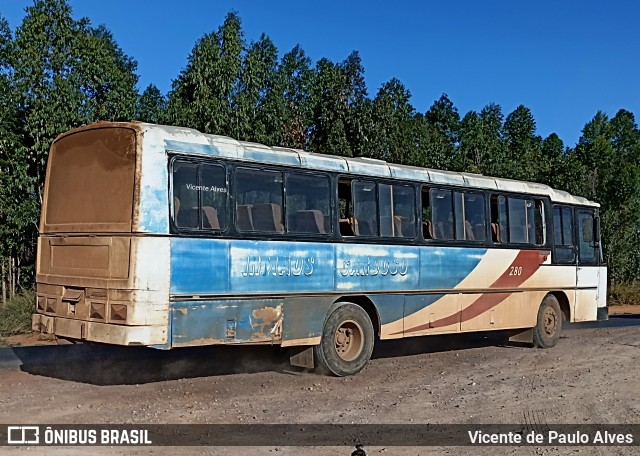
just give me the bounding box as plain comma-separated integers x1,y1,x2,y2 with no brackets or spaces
2,0,638,146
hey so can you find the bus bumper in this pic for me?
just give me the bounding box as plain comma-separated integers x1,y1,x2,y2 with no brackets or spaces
597,307,609,321
32,313,168,346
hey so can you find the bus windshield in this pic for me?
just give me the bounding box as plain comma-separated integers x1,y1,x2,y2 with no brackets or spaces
43,127,137,233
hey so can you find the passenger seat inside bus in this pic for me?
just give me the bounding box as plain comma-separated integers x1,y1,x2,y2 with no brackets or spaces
491,222,501,242
423,221,433,239
354,217,375,236
202,206,220,230
465,221,475,240
236,204,254,231
253,203,284,233
173,196,181,221
295,210,326,234
393,216,404,238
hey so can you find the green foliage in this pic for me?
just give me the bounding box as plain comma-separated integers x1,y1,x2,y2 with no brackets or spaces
166,12,242,135
275,45,313,149
0,0,139,297
1,5,640,298
136,84,167,124
500,105,543,181
459,103,507,175
0,290,36,337
367,78,414,163
608,283,640,307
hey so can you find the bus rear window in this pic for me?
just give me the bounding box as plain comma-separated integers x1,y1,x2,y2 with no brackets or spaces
44,127,136,232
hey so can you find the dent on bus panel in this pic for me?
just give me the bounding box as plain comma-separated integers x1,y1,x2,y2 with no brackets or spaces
170,300,285,346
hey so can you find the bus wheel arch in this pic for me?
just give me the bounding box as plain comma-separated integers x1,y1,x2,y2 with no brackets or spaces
333,296,381,337
314,300,376,376
550,291,571,322
533,293,563,349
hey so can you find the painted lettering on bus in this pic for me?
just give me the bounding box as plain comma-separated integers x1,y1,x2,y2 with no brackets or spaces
185,183,228,193
241,255,314,277
338,258,409,277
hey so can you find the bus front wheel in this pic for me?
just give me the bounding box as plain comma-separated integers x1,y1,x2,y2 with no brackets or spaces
315,303,374,376
533,294,562,349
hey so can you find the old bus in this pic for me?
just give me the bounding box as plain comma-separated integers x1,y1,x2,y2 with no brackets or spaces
32,122,607,376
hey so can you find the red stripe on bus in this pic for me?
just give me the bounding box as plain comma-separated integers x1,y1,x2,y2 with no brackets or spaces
399,250,548,335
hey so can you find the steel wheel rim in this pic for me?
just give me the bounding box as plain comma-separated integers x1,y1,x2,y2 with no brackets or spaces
543,306,558,336
334,320,364,361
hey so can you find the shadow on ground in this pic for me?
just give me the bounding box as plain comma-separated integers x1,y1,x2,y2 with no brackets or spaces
9,331,512,386
7,316,638,386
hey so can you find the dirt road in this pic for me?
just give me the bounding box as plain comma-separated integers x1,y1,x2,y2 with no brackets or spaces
1,320,639,455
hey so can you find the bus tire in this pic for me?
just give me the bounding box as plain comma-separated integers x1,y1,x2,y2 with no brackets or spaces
533,294,562,349
314,303,374,377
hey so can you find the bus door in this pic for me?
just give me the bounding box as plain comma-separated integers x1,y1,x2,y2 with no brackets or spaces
552,205,577,311
574,208,600,321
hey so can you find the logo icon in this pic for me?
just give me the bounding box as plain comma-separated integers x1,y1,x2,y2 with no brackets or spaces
7,426,40,445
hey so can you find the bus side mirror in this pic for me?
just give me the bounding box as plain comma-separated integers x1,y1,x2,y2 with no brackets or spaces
593,216,600,247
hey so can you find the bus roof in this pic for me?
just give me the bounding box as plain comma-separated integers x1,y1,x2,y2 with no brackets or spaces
57,121,599,208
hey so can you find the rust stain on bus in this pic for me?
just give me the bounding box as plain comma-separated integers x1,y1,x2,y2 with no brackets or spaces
251,303,283,335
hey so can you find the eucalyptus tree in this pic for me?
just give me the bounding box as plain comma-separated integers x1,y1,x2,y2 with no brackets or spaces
307,58,352,156
6,0,139,293
275,45,313,149
136,84,167,124
423,94,462,171
501,105,543,181
366,78,414,164
458,103,506,176
166,12,243,136
233,33,279,144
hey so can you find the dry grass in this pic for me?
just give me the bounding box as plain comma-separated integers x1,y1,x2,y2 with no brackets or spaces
0,290,35,337
608,283,640,307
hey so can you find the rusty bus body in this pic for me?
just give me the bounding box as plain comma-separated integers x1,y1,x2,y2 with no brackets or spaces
32,122,607,376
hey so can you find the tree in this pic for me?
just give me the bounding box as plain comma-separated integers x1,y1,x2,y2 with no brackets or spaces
136,84,167,124
166,12,243,135
307,58,352,156
366,78,414,164
3,0,139,296
422,94,462,170
500,105,543,181
459,103,506,176
232,33,279,143
275,45,313,149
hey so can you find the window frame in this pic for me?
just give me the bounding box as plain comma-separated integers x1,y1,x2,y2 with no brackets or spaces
169,156,230,235
377,181,418,240
234,165,286,235
421,185,488,244
552,204,576,264
284,170,333,237
576,208,599,266
489,193,546,247
167,155,563,252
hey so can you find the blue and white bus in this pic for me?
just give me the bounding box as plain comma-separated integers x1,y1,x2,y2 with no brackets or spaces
32,122,608,376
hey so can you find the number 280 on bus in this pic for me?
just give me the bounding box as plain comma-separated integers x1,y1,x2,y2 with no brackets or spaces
32,122,608,376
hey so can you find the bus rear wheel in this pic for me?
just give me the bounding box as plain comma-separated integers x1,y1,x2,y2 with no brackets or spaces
315,303,374,376
533,294,562,348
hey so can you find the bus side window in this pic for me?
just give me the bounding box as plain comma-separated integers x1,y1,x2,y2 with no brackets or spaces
235,168,284,233
200,164,228,230
490,195,508,243
463,192,486,241
430,189,454,240
577,209,597,264
352,181,378,237
338,179,355,236
379,183,416,238
172,160,199,229
421,187,433,239
553,205,575,263
285,173,331,235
